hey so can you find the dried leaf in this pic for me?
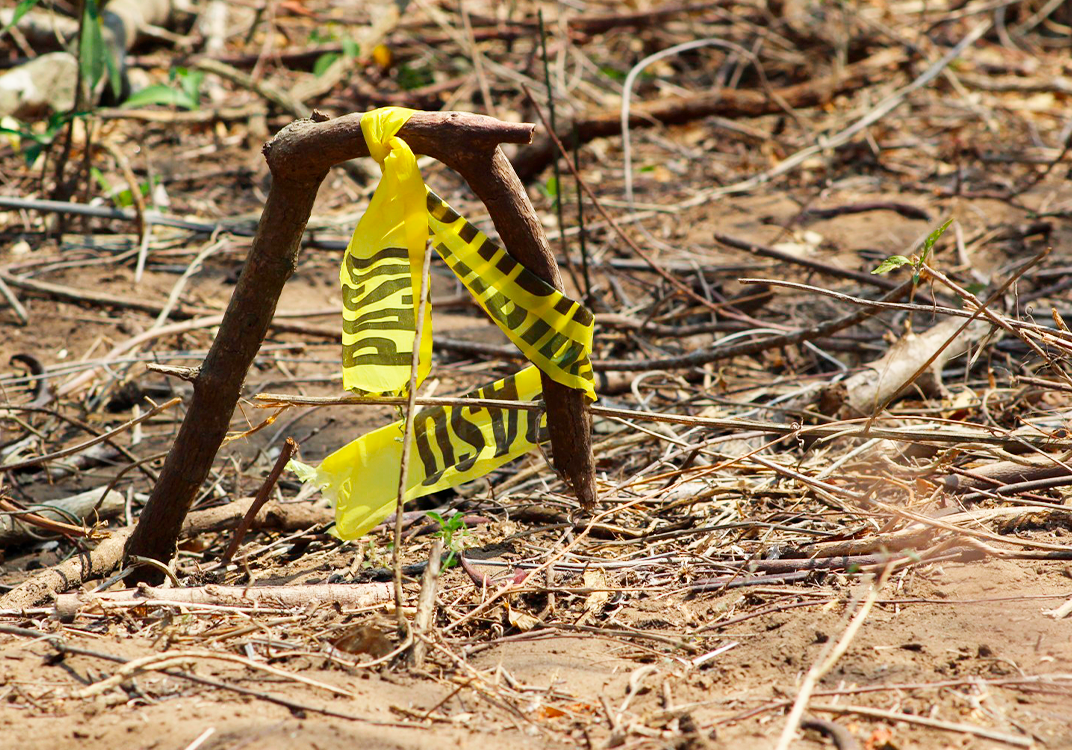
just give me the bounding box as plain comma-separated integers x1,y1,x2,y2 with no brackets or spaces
505,600,539,631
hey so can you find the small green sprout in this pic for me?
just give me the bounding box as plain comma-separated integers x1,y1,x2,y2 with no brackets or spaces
426,510,471,569
872,218,954,284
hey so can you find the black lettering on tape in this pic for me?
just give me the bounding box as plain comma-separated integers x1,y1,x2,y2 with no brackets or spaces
343,276,411,312
457,220,479,244
573,304,595,326
476,237,500,263
551,339,586,373
342,303,415,334
510,267,557,298
523,407,548,445
449,405,486,474
480,374,522,458
426,192,460,223
519,317,551,347
344,246,408,277
538,331,570,361
343,338,412,367
414,407,454,482
481,289,528,330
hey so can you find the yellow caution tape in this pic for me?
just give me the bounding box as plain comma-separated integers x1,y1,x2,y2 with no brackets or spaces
342,107,432,396
341,107,595,400
427,188,596,399
292,366,547,539
309,107,599,538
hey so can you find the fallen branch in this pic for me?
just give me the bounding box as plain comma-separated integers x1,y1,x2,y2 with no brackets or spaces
687,547,983,592
0,486,124,546
408,537,444,668
0,269,216,320
809,703,1032,748
943,456,1072,494
73,648,359,699
838,317,995,417
714,233,899,292
775,570,888,750
252,392,1072,451
0,497,331,610
54,307,341,399
593,278,914,371
513,48,907,179
220,437,298,564
55,581,391,620
0,398,180,473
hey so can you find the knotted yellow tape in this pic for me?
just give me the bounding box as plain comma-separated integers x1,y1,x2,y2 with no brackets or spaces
342,107,432,396
292,366,546,539
301,107,598,539
342,107,596,400
426,189,595,396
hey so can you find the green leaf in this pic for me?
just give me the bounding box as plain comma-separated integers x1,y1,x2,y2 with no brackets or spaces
396,63,434,91
341,38,360,59
46,109,88,137
90,165,110,192
103,34,122,98
286,459,319,484
178,70,204,107
0,0,42,40
313,52,340,77
23,143,44,165
122,84,199,110
871,255,912,275
79,0,106,89
0,124,32,165
1,113,79,165
919,218,954,265
0,124,33,141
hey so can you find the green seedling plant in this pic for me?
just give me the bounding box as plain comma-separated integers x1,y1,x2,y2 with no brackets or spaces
90,166,156,208
123,67,204,110
426,511,471,569
537,175,559,210
0,0,42,39
871,218,954,283
80,0,121,100
0,0,116,93
313,37,361,77
396,61,435,91
1,0,119,174
0,110,89,166
363,538,389,569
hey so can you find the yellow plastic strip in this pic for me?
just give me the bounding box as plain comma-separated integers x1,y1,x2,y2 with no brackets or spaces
294,366,547,539
322,108,600,538
426,188,596,400
341,107,432,396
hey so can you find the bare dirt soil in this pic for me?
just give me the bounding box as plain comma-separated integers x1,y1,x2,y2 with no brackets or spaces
3,1,1072,748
